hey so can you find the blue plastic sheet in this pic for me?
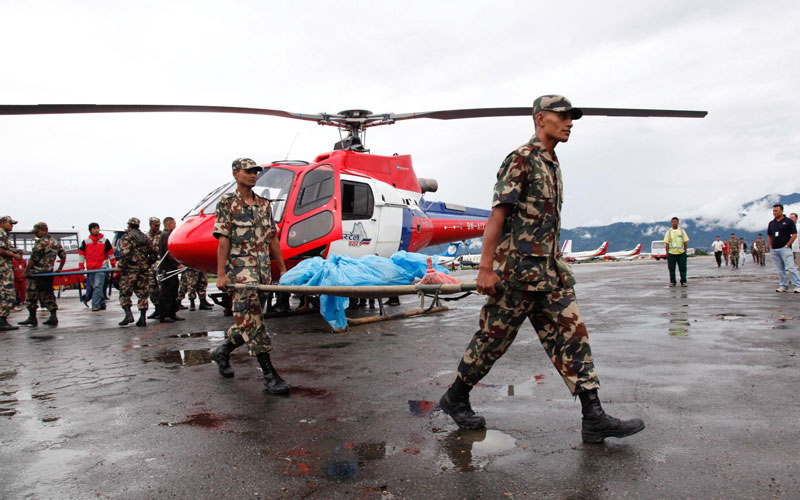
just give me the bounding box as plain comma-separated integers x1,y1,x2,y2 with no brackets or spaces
279,252,450,330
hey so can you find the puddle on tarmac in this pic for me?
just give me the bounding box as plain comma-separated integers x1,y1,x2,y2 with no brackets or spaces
41,416,60,423
30,335,63,342
278,438,391,480
318,342,352,349
505,375,547,396
169,330,226,339
291,386,331,398
718,313,747,320
0,370,17,381
440,429,517,472
668,307,690,337
159,412,230,429
408,400,439,416
32,393,55,401
143,349,212,366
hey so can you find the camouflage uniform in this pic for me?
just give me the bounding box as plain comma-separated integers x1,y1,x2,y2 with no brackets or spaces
456,134,599,396
179,268,208,301
0,225,17,318
118,222,156,310
147,219,162,309
26,231,66,312
755,238,767,266
213,189,277,356
728,236,740,268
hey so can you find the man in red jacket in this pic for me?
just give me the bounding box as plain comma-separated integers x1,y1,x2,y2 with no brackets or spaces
78,222,116,311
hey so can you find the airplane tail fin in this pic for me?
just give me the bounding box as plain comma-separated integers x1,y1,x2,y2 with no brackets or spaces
633,243,642,255
597,241,609,256
561,239,573,255
443,241,462,257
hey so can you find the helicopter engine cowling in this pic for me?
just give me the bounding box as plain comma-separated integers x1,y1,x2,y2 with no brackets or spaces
417,178,438,194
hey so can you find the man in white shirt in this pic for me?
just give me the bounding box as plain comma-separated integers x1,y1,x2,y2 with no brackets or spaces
710,236,725,268
791,213,799,267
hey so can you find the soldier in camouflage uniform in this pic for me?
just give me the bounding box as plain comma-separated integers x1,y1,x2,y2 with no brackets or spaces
210,158,289,394
145,217,162,319
728,233,740,269
438,96,644,443
755,234,767,266
0,216,22,331
117,217,157,327
178,268,213,311
19,222,66,327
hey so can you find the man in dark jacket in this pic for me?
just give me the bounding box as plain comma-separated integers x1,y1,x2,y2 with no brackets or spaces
157,217,185,323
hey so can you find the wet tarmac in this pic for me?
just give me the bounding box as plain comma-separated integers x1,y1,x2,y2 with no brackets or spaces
0,256,798,499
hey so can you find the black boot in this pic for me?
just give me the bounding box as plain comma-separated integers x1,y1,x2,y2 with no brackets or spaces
177,300,188,310
135,309,147,327
579,389,645,443
189,299,195,311
0,316,19,331
439,377,486,430
198,298,213,310
170,313,185,321
256,352,290,394
210,335,243,378
19,308,38,327
42,310,58,326
147,306,160,319
119,306,134,326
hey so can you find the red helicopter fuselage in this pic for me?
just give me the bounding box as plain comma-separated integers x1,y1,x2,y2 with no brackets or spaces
168,149,490,277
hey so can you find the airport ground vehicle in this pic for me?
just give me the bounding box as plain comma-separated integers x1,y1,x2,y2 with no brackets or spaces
651,240,667,260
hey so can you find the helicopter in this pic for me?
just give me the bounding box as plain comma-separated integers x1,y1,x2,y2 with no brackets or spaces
0,103,707,278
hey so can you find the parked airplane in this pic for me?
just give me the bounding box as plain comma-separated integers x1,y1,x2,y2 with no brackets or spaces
561,240,609,262
603,243,643,261
434,242,463,267
456,253,481,268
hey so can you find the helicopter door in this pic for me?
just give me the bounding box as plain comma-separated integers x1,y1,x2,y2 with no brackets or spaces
329,179,378,257
282,163,341,259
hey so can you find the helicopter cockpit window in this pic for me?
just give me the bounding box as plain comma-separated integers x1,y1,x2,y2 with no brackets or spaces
341,180,374,220
255,167,294,222
294,165,334,216
185,180,236,219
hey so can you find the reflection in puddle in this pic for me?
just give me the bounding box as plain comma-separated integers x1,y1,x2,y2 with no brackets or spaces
318,342,351,349
159,412,229,429
440,429,517,472
144,349,212,366
0,370,17,381
169,330,226,339
408,400,439,416
278,439,390,480
718,313,746,320
668,301,690,337
41,416,60,423
506,374,547,396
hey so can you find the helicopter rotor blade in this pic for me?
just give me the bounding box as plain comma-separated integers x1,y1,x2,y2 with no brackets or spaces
391,107,707,120
0,104,330,122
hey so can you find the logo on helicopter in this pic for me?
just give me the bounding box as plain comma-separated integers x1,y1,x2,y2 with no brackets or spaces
343,222,373,247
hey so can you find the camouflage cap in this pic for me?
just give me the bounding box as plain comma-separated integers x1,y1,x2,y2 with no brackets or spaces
149,217,160,225
32,221,48,232
532,95,583,120
0,216,18,225
127,217,140,226
232,157,261,171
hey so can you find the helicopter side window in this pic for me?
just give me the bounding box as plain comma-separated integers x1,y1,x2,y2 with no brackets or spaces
341,181,374,220
287,211,334,248
294,167,334,216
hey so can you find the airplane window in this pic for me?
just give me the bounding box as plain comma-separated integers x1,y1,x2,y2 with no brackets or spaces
294,166,334,216
341,181,374,220
287,210,334,248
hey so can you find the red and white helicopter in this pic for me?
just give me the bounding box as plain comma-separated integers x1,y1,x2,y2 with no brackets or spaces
0,104,706,277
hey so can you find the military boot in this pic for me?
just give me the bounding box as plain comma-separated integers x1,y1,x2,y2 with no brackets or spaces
579,389,645,443
18,308,38,327
119,306,134,326
42,310,58,326
210,335,243,378
147,306,160,319
256,352,290,394
135,310,147,327
439,378,486,430
189,299,196,311
0,316,19,331
198,298,213,310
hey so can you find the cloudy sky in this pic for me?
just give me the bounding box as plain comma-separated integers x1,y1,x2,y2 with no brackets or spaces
2,1,799,235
